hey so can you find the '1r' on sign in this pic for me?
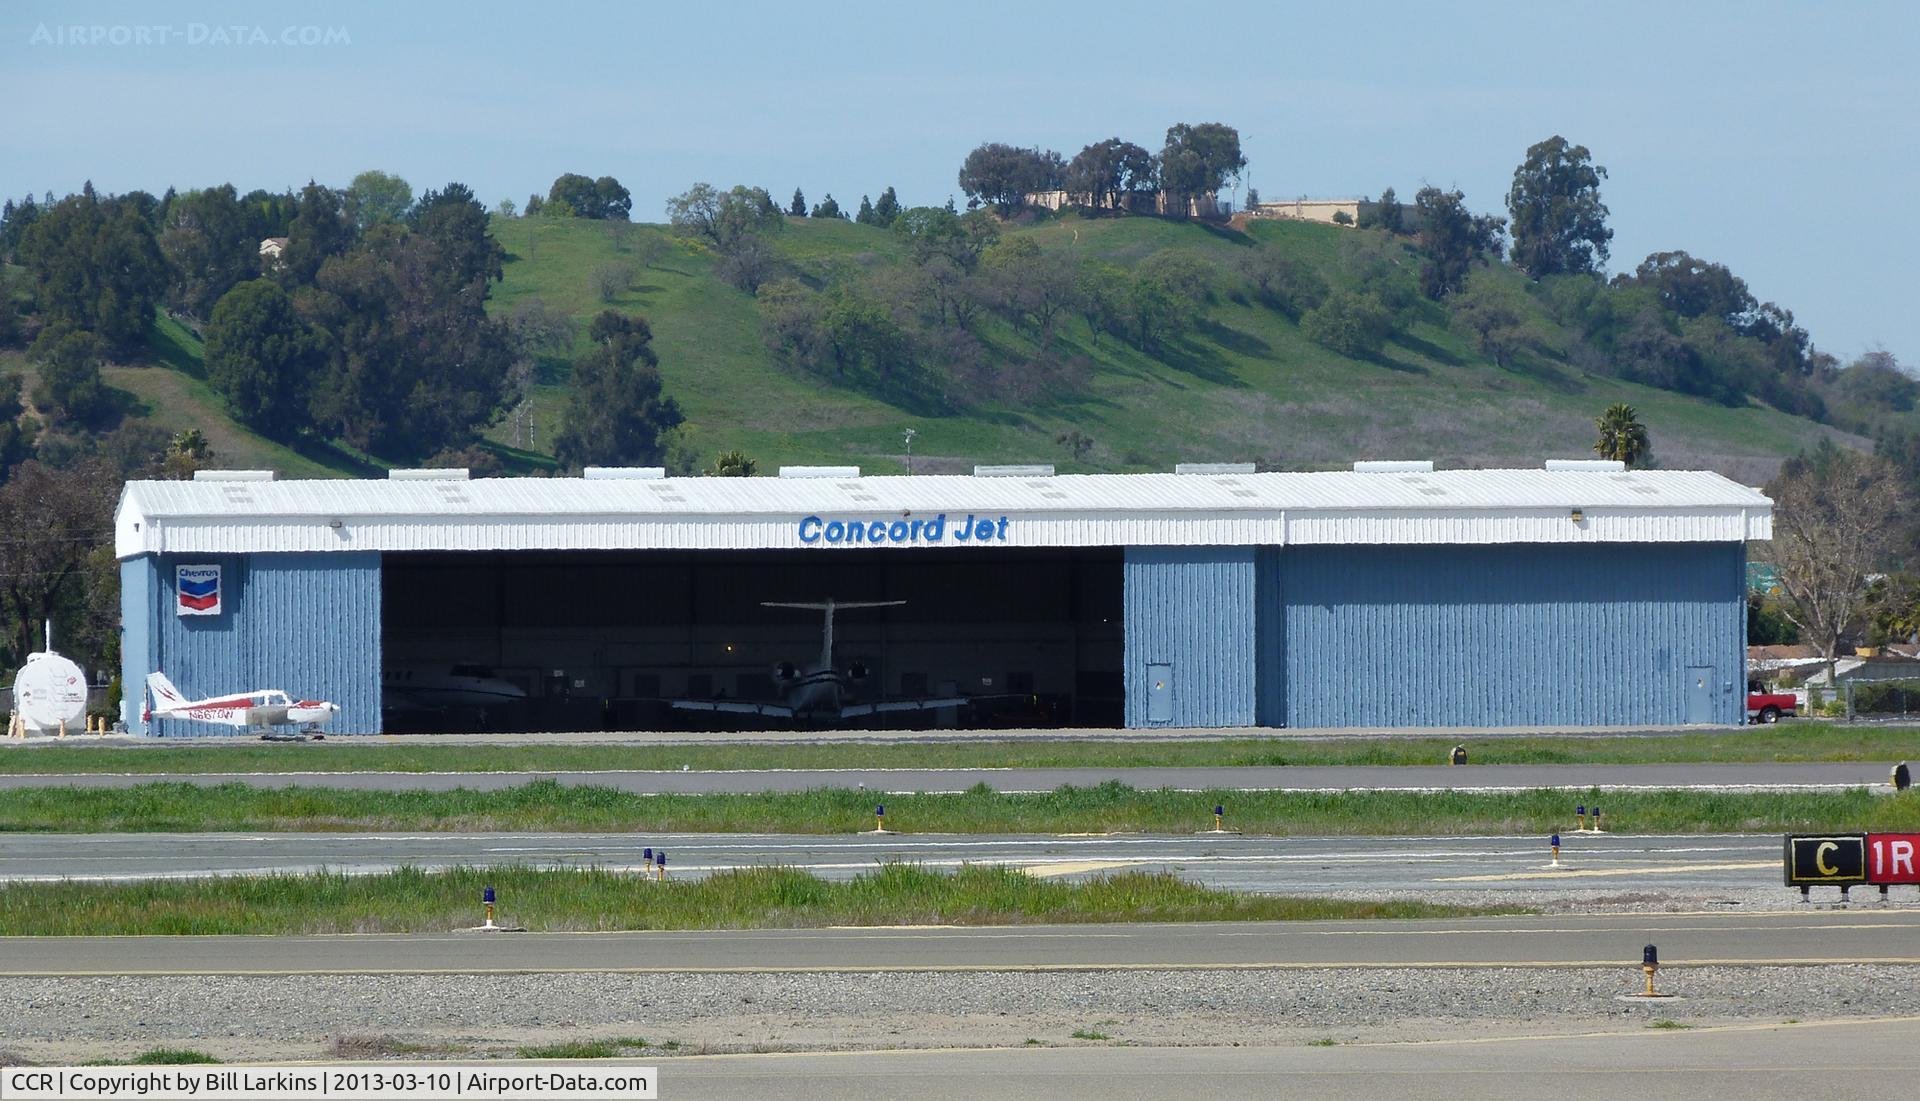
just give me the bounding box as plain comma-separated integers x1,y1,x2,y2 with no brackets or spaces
1869,834,1920,884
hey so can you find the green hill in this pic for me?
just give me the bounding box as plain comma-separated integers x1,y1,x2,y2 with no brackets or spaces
483,212,1859,480
10,214,1866,481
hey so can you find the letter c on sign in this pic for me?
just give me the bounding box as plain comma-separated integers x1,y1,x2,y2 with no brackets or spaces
1816,841,1839,876
798,516,823,544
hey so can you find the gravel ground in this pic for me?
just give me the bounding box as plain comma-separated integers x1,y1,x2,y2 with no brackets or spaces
6,963,1917,1065
6,884,1906,1065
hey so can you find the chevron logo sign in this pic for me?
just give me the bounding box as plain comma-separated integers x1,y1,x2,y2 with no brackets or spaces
177,564,222,616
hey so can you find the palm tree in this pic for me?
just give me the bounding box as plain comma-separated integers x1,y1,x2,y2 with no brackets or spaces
1593,404,1649,467
160,428,213,479
705,449,758,477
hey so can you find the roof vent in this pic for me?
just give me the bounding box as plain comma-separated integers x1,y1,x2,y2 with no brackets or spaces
584,467,666,480
1544,459,1627,472
1175,463,1256,475
191,470,276,482
388,468,469,481
1353,460,1434,473
974,464,1054,477
779,465,860,479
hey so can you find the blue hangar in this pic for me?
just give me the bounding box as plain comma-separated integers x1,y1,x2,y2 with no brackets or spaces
113,460,1771,735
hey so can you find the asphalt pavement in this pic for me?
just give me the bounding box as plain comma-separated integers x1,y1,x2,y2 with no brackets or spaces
645,1019,1920,1101
3,910,1915,975
0,830,1798,893
0,762,1895,793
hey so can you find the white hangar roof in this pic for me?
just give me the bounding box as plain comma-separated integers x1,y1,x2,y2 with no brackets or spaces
115,464,1773,558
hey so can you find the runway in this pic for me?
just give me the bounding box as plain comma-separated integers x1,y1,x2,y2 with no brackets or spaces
0,831,1803,893
646,1020,1920,1101
0,761,1894,794
3,910,1916,975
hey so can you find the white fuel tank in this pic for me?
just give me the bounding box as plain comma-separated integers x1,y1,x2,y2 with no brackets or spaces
13,649,89,733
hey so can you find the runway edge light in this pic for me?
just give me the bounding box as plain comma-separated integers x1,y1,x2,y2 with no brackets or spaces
656,851,666,882
1549,833,1561,868
482,885,496,930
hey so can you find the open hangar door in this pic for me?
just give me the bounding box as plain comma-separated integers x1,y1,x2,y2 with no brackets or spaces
382,548,1122,732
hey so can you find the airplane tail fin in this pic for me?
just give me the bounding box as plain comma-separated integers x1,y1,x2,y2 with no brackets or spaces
146,672,187,711
760,600,907,611
761,599,907,673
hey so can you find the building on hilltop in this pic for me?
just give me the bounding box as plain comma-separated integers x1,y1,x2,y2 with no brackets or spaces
1243,198,1428,229
1022,189,1227,219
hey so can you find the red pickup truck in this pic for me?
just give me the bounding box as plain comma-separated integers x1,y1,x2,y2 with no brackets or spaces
1746,679,1797,724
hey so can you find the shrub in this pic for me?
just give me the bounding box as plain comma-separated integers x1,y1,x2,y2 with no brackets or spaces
1301,291,1391,357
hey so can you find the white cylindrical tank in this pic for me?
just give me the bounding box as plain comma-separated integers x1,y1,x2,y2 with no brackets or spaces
13,649,89,734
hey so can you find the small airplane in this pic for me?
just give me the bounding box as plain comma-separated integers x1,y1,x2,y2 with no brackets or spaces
672,599,969,723
145,672,339,738
383,664,528,712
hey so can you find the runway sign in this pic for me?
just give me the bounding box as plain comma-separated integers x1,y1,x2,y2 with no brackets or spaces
1784,834,1867,886
1867,834,1920,885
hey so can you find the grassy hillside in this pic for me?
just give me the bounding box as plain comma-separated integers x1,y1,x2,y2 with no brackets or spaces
11,214,1863,481
488,212,1860,480
0,314,359,477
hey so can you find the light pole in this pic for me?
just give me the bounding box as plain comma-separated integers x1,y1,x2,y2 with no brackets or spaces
903,428,917,475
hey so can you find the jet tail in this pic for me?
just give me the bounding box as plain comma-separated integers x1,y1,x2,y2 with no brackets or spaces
760,601,906,611
761,599,907,674
146,672,188,711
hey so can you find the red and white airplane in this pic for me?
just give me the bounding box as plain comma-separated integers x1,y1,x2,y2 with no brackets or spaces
145,672,339,735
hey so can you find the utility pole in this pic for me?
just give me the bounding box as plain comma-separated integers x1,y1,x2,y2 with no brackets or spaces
903,428,917,475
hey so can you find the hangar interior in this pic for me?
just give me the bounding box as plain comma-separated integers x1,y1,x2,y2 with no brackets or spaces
382,548,1123,731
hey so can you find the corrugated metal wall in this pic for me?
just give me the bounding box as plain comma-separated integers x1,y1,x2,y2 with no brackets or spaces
122,552,383,735
1123,547,1257,728
118,558,153,729
1255,548,1286,726
1277,543,1745,728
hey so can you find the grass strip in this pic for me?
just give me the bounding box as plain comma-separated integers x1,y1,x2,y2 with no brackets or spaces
0,864,1512,936
516,1039,653,1060
3,724,1915,775
2,779,1916,835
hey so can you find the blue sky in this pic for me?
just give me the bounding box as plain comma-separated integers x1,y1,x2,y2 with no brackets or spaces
3,0,1913,365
